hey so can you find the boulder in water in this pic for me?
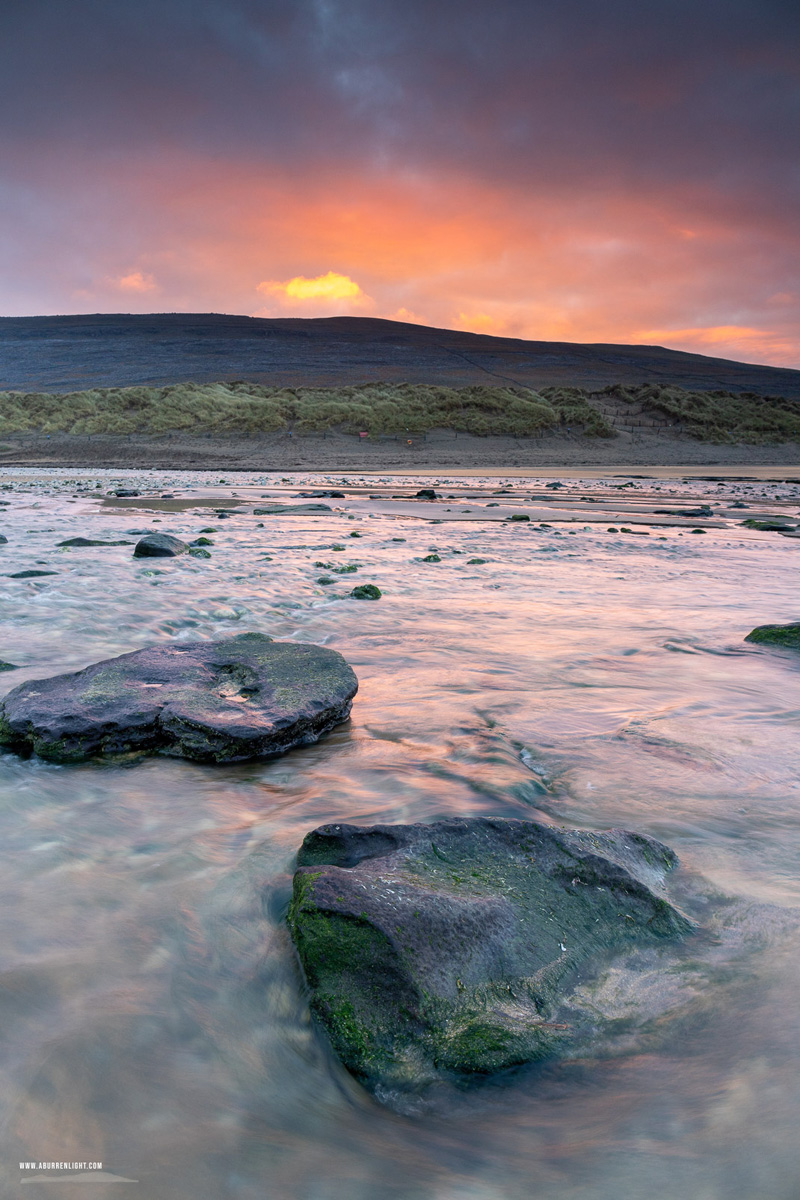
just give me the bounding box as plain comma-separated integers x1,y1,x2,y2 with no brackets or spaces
133,533,187,557
288,818,693,1095
0,632,358,763
745,622,800,650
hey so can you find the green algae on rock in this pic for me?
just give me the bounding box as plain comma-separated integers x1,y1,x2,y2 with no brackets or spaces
0,632,358,763
745,622,800,650
288,818,694,1096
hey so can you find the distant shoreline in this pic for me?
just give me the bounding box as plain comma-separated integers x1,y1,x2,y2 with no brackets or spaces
1,428,799,476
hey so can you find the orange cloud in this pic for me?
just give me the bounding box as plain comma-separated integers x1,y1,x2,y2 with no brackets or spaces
115,271,157,292
17,151,797,367
632,325,798,365
256,270,371,309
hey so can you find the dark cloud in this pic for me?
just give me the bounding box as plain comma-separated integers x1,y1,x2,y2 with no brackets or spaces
1,0,798,199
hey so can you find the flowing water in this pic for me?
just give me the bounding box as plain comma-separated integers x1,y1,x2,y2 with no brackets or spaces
1,468,800,1199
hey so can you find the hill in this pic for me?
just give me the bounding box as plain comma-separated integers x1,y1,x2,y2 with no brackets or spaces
2,313,800,398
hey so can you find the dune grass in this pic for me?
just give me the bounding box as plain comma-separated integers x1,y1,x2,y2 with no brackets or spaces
598,383,800,443
0,381,607,439
2,380,795,442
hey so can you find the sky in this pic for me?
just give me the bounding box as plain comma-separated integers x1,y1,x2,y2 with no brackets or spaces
1,0,799,367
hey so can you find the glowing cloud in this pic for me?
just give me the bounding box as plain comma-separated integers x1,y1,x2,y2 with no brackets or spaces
257,271,370,307
115,271,157,292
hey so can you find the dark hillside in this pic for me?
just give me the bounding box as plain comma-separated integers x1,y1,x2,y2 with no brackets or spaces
2,313,799,398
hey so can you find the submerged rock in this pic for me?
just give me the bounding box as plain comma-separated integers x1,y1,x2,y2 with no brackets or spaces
0,660,19,671
288,818,693,1095
741,519,797,532
133,533,187,557
58,537,133,547
350,584,381,599
0,632,358,763
253,504,332,515
745,622,800,650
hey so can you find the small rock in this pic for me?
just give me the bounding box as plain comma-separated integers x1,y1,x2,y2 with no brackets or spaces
317,576,335,585
508,515,530,522
422,554,441,563
467,558,486,564
0,661,19,671
9,570,58,578
190,537,214,546
415,489,439,500
133,534,188,558
0,535,7,544
350,584,381,600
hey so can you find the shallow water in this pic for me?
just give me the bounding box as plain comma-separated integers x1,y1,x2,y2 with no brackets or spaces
2,468,800,1199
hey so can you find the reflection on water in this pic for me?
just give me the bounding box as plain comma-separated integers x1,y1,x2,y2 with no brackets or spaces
2,468,800,1198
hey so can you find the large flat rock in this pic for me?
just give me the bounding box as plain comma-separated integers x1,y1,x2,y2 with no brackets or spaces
288,818,694,1096
0,633,358,763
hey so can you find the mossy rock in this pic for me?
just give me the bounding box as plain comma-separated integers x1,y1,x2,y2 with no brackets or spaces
288,818,694,1097
422,554,441,563
741,519,797,531
350,584,381,600
0,633,358,763
745,623,800,650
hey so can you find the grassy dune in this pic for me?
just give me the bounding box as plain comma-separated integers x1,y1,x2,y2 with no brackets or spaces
0,380,797,442
0,381,613,439
599,383,800,443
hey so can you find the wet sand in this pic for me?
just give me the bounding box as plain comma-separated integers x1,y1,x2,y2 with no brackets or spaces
1,425,799,474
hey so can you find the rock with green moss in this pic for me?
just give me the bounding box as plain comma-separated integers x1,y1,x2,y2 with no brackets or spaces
745,622,800,650
0,632,358,763
288,818,693,1097
350,584,381,600
741,518,797,531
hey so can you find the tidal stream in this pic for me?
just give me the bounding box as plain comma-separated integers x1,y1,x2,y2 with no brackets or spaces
1,468,799,1199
